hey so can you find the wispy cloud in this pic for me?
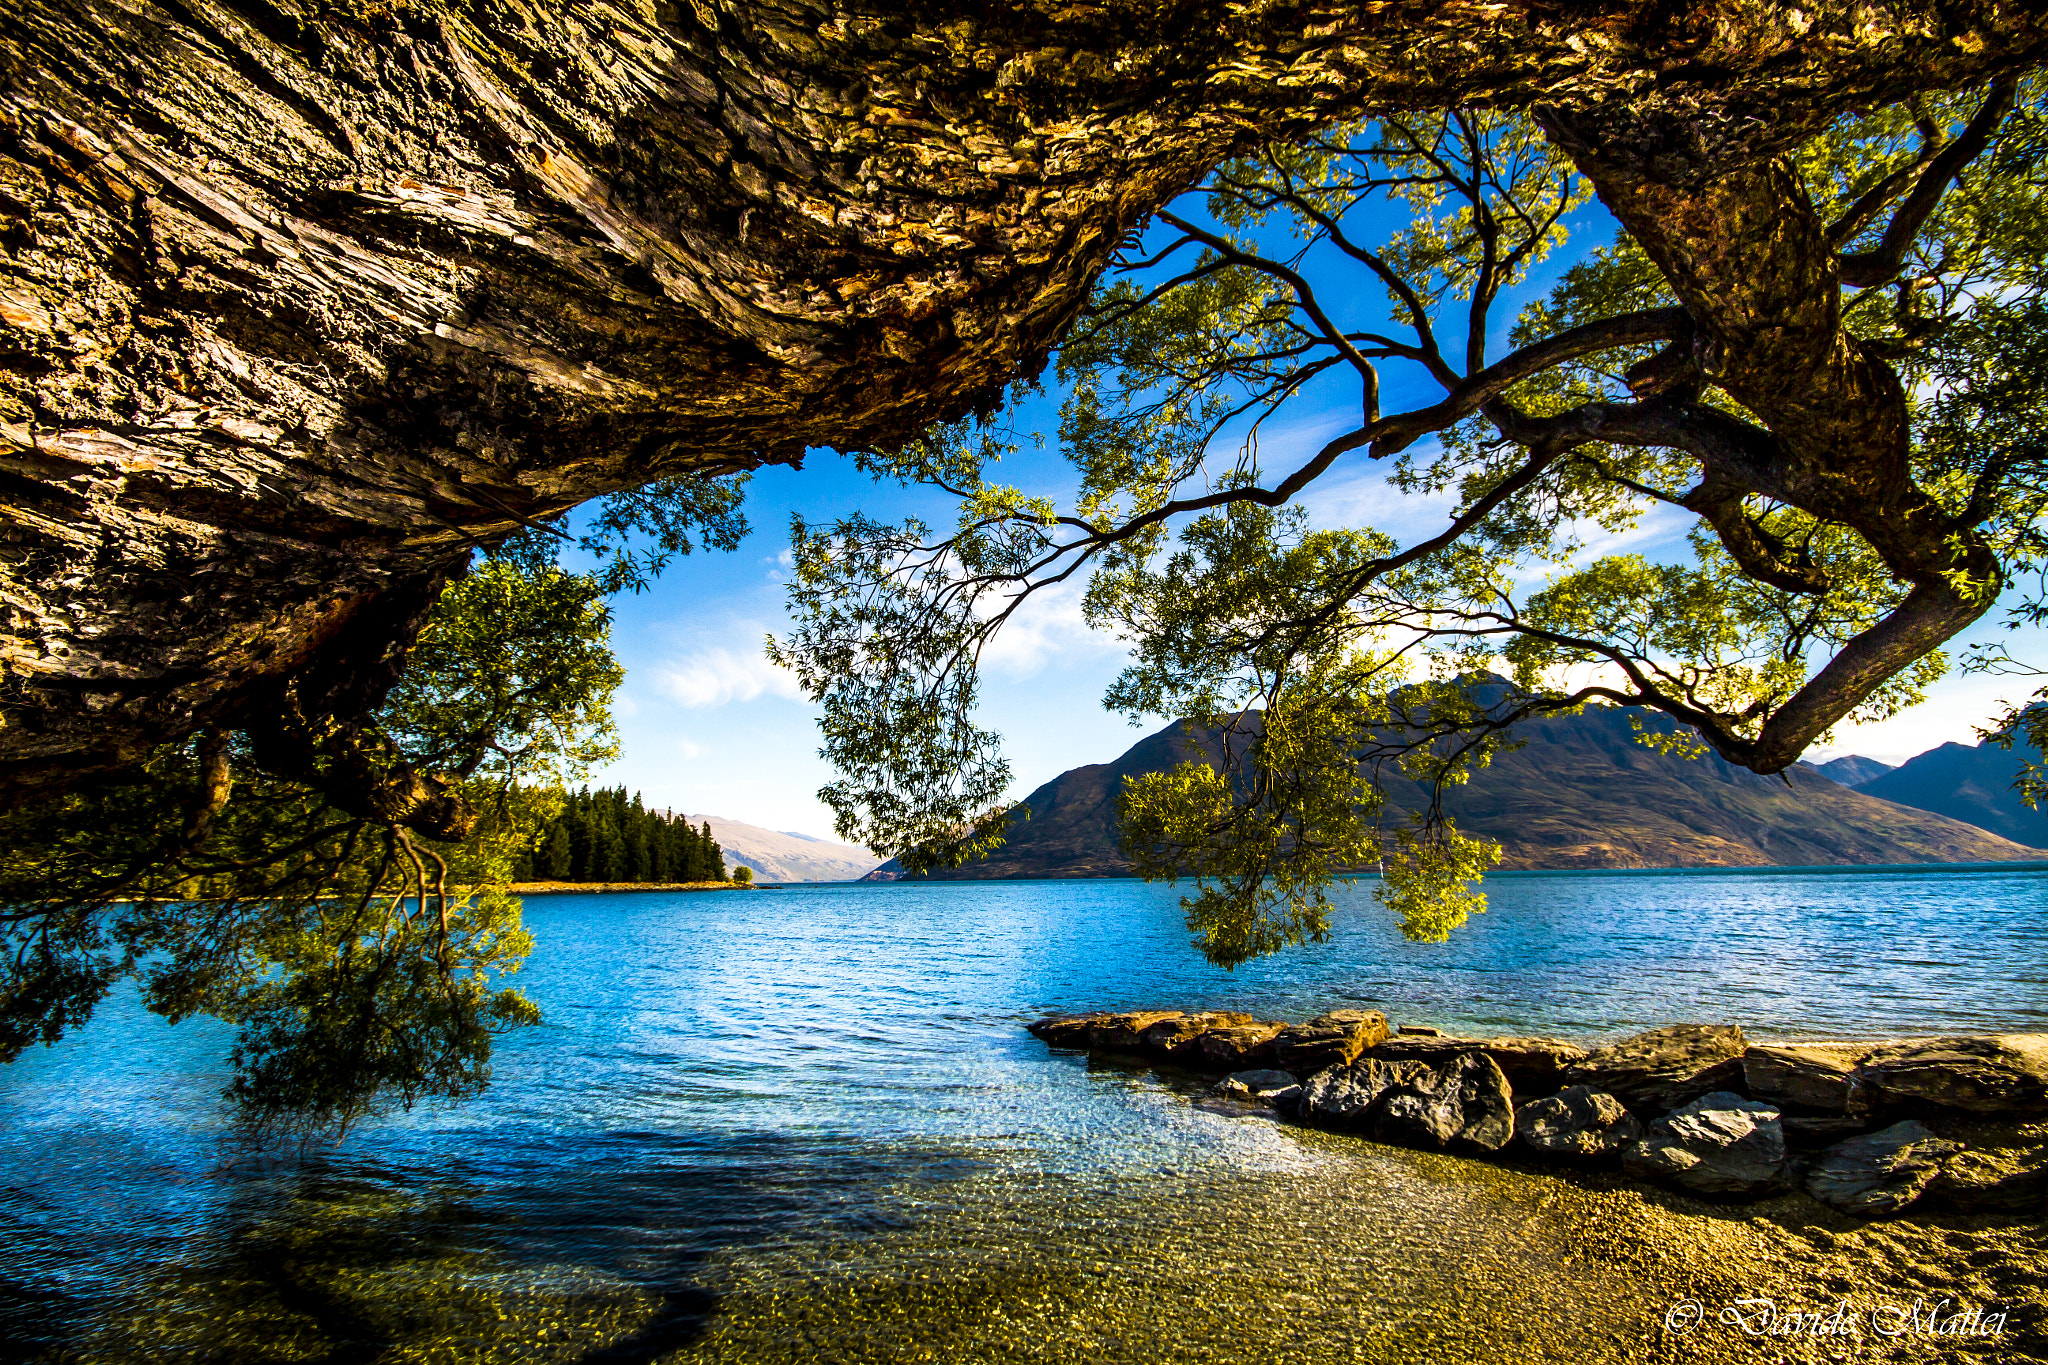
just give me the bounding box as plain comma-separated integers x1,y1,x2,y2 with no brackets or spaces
651,645,803,708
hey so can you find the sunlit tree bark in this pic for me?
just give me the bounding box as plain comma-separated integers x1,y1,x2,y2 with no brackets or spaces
3,0,2044,814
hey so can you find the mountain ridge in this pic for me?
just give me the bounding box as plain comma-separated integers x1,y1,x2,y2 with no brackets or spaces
685,815,882,883
1857,741,2048,846
870,705,2043,879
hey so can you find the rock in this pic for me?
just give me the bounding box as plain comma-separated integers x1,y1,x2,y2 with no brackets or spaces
1398,1025,1443,1036
1804,1121,1961,1217
1028,1013,1106,1047
1516,1086,1644,1159
1857,1035,2048,1115
1929,1148,2048,1213
1469,1037,1585,1097
1298,1054,1514,1151
1311,1009,1387,1030
1273,1012,1387,1074
1195,1023,1284,1070
1622,1091,1789,1198
1088,1010,1187,1051
1298,1057,1430,1126
1781,1114,1877,1150
1139,1011,1255,1058
1742,1043,1874,1114
1379,1053,1516,1151
1210,1069,1303,1110
1366,1035,1585,1097
1567,1024,1747,1111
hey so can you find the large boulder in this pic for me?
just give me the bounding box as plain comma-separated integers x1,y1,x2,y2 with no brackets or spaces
1365,1035,1585,1097
1856,1035,2048,1115
1516,1086,1644,1160
1028,1013,1107,1048
1298,1057,1431,1126
1274,1012,1388,1075
1804,1121,1962,1217
1742,1043,1874,1114
1929,1147,2048,1213
1088,1010,1187,1051
1140,1011,1256,1059
1567,1024,1747,1111
1622,1092,1790,1198
1298,1053,1515,1151
1196,1023,1285,1070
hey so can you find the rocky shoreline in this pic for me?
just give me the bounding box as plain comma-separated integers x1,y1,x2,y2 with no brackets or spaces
1029,1010,2048,1219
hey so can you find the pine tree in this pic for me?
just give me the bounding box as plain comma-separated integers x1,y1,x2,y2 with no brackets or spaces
539,822,572,881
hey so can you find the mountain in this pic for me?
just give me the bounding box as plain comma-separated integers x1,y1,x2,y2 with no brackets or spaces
686,816,882,883
1855,742,2048,846
1801,754,1896,788
870,706,2043,879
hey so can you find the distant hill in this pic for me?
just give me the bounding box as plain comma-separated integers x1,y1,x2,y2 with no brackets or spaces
687,816,881,883
1802,754,1896,788
1855,742,2048,846
870,705,2043,879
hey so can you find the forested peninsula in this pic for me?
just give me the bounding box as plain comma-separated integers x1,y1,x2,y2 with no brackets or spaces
518,787,728,886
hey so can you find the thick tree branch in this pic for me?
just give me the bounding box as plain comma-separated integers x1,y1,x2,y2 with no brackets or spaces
4,0,2046,804
1838,82,2015,288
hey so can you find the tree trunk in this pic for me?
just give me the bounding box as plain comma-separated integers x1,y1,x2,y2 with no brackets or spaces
2,0,2043,801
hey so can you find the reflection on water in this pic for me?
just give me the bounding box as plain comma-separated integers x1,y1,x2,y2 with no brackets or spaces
5,870,2046,1362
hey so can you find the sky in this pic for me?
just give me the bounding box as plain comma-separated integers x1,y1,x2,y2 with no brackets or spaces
572,177,2046,845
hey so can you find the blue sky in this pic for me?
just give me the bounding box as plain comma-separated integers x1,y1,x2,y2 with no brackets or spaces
576,185,2045,843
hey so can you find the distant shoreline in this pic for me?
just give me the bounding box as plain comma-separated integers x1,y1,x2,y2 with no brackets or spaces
505,880,744,894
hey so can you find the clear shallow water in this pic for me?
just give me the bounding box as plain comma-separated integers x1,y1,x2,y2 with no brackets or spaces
4,868,2046,1363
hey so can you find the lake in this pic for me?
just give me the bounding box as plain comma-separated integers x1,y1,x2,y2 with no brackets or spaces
5,867,2046,1363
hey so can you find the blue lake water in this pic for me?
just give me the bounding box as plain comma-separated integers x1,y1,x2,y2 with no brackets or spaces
4,868,2046,1363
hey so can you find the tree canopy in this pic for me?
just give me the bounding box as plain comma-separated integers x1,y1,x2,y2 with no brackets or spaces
0,557,623,1138
776,79,2048,966
4,0,2046,828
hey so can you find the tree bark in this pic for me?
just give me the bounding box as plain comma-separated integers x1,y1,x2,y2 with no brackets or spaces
2,0,2044,801
1540,109,2009,771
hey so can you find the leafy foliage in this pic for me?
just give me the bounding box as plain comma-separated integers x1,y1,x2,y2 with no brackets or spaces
0,561,622,1139
778,87,2048,965
494,473,752,594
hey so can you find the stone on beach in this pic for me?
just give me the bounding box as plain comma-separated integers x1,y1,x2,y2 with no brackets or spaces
1622,1092,1790,1198
1367,1035,1585,1097
1515,1086,1644,1159
1567,1024,1747,1111
1804,1120,1962,1217
1141,1011,1256,1059
1197,1023,1285,1069
1273,1012,1388,1074
1027,1013,1102,1048
1741,1043,1873,1114
1856,1035,2048,1115
1090,1011,1189,1051
1299,1053,1515,1151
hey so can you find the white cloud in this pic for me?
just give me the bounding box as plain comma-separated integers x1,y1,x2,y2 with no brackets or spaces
651,646,804,708
675,737,705,759
976,577,1128,679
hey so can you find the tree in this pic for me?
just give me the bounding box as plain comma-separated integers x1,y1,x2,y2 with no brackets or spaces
538,821,572,881
4,1,2046,828
776,81,2048,965
731,865,754,885
0,557,622,1137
